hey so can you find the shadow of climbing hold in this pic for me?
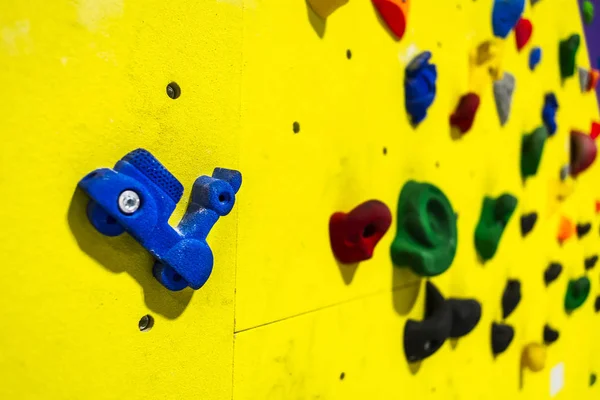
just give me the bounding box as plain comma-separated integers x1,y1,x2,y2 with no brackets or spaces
492,0,524,38
542,93,559,136
564,277,590,312
450,93,480,134
584,255,598,270
514,18,532,51
559,34,580,80
494,72,515,126
529,47,541,70
502,279,521,318
78,149,242,292
595,296,600,312
390,181,457,277
577,222,591,238
570,130,597,178
448,298,482,338
474,194,517,261
492,323,514,356
329,200,392,264
544,263,562,285
520,213,538,236
307,0,349,19
405,51,437,126
522,343,546,372
557,216,576,243
521,127,548,180
543,325,559,344
583,0,594,25
372,0,410,39
404,282,452,362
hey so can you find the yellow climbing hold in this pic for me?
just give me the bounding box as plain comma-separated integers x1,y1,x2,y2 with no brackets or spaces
307,0,349,19
522,343,546,372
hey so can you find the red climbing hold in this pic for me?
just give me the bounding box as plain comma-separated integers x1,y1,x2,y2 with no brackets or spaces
514,18,533,52
570,130,598,177
588,69,600,91
591,122,600,140
372,0,410,40
450,93,480,134
329,200,392,264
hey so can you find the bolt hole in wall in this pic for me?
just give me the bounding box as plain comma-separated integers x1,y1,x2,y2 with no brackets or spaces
293,121,300,134
166,82,181,99
138,314,154,332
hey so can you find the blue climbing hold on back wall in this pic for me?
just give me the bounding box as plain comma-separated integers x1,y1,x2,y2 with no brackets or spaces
492,0,525,38
405,51,437,125
529,47,542,70
542,93,559,136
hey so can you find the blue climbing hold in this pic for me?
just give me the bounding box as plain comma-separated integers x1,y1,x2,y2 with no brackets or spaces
529,47,542,70
405,51,437,125
78,148,242,291
542,93,559,136
492,0,525,38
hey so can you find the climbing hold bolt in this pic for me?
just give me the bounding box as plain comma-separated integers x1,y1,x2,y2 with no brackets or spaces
564,277,590,312
521,127,548,180
390,181,457,277
542,93,559,136
583,0,595,25
78,149,242,291
522,343,546,372
474,194,517,261
529,47,542,70
559,34,580,80
405,51,437,125
307,0,349,19
404,282,452,362
584,255,598,270
514,18,532,51
520,213,538,237
502,279,521,319
492,0,525,38
577,223,592,238
450,93,480,134
543,325,559,344
329,200,392,264
544,263,562,285
372,0,410,39
492,323,515,356
494,72,516,126
570,130,597,178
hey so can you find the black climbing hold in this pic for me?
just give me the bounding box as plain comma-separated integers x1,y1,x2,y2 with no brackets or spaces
595,296,600,312
520,213,538,236
543,324,559,344
404,282,452,362
448,298,482,338
577,222,592,238
591,373,597,386
585,255,598,270
544,263,562,285
491,323,514,355
502,280,521,318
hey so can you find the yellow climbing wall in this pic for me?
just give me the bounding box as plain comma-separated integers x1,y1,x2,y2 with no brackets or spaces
1,0,600,399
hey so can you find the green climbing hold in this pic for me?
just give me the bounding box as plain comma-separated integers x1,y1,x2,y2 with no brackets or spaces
390,181,458,277
521,126,548,180
591,373,597,386
583,1,594,25
564,277,590,312
474,194,518,261
559,34,580,79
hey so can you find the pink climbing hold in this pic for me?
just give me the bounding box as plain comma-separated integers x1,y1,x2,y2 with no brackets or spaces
514,18,533,51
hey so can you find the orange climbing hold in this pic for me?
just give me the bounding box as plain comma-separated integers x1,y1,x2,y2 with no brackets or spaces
588,69,600,91
595,200,600,214
307,0,349,19
557,216,576,243
372,0,410,39
514,18,533,51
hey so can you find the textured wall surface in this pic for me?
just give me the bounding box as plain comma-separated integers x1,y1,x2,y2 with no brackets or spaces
1,0,600,399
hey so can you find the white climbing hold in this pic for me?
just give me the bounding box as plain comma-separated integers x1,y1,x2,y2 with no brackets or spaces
494,72,516,126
